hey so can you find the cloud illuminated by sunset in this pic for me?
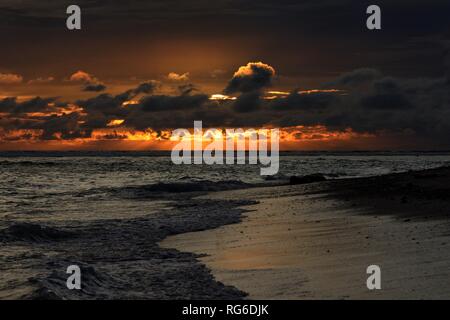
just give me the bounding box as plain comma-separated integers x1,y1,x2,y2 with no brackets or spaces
0,57,449,151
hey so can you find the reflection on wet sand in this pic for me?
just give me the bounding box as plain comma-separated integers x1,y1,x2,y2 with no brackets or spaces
162,180,450,299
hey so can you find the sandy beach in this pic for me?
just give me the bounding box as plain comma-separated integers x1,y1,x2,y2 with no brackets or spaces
161,167,450,299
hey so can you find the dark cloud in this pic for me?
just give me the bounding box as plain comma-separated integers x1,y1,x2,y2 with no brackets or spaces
76,92,130,117
269,70,450,144
360,78,413,110
1,65,450,148
326,68,382,88
0,97,17,113
75,91,135,132
83,83,107,92
271,91,338,111
123,101,233,131
232,91,262,113
221,62,275,114
133,80,160,95
0,96,61,114
224,62,275,94
68,70,108,93
178,83,198,96
138,93,209,112
36,113,88,141
75,80,158,117
71,81,210,131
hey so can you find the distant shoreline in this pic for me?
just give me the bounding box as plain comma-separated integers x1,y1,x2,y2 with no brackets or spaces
2,150,450,157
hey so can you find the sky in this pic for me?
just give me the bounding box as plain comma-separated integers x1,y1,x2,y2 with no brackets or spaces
0,0,449,150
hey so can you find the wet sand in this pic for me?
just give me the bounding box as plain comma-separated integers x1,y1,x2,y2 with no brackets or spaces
161,168,450,299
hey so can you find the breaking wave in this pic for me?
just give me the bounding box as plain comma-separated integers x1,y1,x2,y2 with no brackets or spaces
108,180,256,199
0,223,75,243
24,262,112,300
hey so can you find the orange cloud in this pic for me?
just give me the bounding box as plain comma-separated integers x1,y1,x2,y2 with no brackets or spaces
107,119,125,127
233,62,275,78
167,72,190,81
0,124,375,152
69,70,95,83
28,77,55,84
0,73,23,84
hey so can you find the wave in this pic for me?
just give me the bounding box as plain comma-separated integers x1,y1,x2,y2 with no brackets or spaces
24,262,112,300
0,160,59,166
0,223,75,243
112,180,253,199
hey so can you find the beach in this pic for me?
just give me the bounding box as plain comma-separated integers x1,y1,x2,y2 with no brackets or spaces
1,154,450,299
162,167,450,299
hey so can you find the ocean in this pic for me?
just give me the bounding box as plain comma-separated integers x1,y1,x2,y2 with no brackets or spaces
1,151,450,298
2,151,450,221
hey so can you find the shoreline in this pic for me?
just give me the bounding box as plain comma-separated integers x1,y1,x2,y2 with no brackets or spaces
2,166,450,299
161,166,450,299
0,192,254,299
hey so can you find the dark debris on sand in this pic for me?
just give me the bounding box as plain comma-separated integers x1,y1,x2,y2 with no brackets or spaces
290,174,327,185
324,166,450,219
